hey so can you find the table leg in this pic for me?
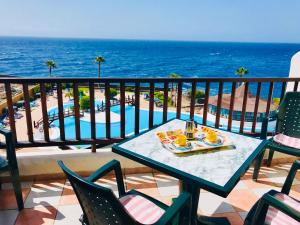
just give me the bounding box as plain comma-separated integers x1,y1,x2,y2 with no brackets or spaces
179,181,231,225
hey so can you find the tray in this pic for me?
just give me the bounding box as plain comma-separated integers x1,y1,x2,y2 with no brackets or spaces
156,128,234,154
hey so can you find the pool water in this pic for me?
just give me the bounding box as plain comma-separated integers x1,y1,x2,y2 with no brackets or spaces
49,102,274,141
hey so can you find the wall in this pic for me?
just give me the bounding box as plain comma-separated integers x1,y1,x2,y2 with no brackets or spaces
287,51,300,92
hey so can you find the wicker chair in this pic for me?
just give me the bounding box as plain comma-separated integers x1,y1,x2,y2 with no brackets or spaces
58,160,190,225
0,128,23,210
253,92,300,180
245,160,300,225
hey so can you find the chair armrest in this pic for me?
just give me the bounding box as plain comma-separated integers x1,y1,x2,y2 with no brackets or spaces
260,111,279,140
282,160,300,195
251,193,300,225
0,128,17,168
86,159,126,196
260,117,269,140
155,192,190,225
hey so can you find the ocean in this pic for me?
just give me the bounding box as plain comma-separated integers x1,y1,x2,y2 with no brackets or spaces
0,36,300,97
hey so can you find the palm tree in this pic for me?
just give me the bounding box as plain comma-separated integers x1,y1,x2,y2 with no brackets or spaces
169,73,182,106
65,90,73,100
235,67,248,77
235,67,248,87
95,56,105,78
46,60,56,77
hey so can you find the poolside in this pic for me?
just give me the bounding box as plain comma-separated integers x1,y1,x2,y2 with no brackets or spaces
45,102,276,142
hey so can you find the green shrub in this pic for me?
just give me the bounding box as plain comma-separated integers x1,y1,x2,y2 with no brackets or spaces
273,98,280,107
32,84,52,94
125,86,135,92
80,96,90,110
187,90,205,99
154,92,172,106
79,89,86,97
109,88,118,99
32,85,40,94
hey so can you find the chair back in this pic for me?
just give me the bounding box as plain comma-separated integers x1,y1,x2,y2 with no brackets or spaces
277,92,300,138
58,161,134,225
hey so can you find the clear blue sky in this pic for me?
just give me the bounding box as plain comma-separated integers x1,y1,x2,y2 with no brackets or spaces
0,0,299,43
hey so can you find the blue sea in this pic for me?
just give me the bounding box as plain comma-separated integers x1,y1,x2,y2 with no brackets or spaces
1,36,300,97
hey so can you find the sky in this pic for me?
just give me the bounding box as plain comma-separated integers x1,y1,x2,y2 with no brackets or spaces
0,0,299,43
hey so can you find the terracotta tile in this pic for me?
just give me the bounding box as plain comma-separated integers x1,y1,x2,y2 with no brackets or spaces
212,212,244,225
156,196,175,206
0,209,19,225
15,206,57,225
59,186,78,206
24,180,65,208
135,187,160,197
198,192,235,216
227,189,259,212
125,173,157,190
0,188,30,210
242,178,276,190
124,167,153,175
289,184,300,199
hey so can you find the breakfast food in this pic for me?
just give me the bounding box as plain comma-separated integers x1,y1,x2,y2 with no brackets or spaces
156,132,170,143
206,130,218,143
174,134,187,147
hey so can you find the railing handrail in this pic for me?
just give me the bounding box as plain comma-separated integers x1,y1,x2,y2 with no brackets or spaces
1,76,300,83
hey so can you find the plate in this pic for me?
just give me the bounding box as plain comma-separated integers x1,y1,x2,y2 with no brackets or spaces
202,136,224,146
171,141,192,151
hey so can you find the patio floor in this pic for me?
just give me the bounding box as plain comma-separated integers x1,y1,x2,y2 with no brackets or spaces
1,162,299,225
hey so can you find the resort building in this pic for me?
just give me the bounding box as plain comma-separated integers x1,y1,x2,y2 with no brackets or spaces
208,84,277,122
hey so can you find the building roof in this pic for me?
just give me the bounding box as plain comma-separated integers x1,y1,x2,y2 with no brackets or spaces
208,84,277,113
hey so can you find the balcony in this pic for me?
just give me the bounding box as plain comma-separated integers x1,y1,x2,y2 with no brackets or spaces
1,162,299,225
0,77,300,225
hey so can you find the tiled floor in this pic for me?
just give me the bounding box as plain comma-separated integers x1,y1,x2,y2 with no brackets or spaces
1,163,299,225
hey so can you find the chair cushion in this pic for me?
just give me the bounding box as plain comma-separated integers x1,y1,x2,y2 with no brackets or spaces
119,194,165,225
273,133,300,149
265,193,300,225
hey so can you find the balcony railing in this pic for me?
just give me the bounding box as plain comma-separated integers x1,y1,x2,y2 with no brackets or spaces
0,77,299,150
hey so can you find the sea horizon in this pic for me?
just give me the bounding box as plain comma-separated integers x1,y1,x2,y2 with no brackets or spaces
1,36,300,98
1,35,300,45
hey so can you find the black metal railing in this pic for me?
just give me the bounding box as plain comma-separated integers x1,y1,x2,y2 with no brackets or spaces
0,77,299,151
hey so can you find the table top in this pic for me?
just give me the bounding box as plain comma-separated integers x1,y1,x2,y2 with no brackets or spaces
113,119,266,196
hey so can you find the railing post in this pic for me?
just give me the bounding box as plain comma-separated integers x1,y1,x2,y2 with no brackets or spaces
202,82,210,126
163,82,168,123
40,83,50,142
134,82,140,135
189,81,196,120
73,82,81,140
227,82,236,132
149,81,155,128
22,83,34,142
4,82,17,142
215,82,223,128
57,83,65,141
89,81,96,140
105,82,111,139
176,81,182,119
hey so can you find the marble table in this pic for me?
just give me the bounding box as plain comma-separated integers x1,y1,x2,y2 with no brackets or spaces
112,119,267,225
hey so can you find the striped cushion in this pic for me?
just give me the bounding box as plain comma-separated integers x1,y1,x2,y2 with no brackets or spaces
265,193,300,225
119,194,165,224
274,133,300,149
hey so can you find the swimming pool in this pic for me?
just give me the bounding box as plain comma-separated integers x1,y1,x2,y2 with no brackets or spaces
48,102,275,141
